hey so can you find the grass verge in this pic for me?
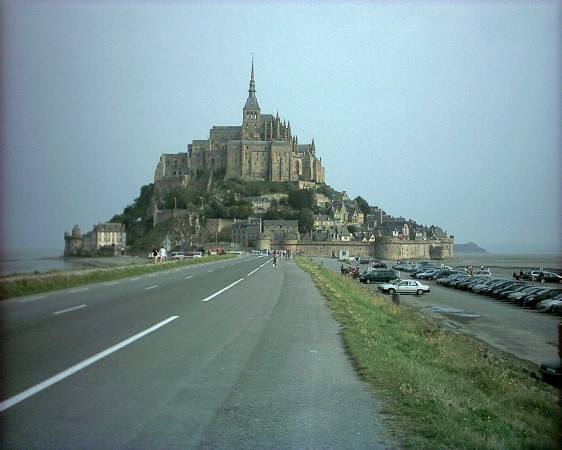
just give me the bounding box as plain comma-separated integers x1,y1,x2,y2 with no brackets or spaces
296,257,561,449
0,255,235,300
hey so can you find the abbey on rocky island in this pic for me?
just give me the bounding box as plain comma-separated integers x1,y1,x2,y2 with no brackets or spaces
64,62,453,260
154,61,325,188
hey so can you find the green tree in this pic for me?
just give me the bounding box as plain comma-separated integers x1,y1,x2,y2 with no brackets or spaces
355,196,371,216
164,187,196,210
293,208,315,234
229,205,253,219
288,189,314,210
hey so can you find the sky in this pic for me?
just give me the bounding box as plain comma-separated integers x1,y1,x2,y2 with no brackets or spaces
2,0,560,254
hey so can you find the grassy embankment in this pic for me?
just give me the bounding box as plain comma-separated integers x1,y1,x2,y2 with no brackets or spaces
0,255,235,300
296,257,561,449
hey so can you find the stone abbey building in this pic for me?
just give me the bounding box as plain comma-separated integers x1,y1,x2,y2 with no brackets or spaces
154,62,325,187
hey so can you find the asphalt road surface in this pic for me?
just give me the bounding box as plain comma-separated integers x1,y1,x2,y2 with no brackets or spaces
1,256,400,449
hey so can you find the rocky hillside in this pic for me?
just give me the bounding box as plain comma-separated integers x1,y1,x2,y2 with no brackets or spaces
454,242,487,253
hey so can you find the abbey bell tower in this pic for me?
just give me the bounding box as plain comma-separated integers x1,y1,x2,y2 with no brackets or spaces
241,59,261,140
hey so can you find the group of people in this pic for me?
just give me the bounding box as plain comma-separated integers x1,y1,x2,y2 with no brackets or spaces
512,270,546,283
273,250,293,269
271,249,293,269
152,246,167,263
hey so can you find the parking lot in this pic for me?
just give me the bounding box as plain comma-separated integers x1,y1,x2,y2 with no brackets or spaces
310,257,561,366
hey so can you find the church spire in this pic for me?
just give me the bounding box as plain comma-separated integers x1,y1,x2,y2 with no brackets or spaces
244,56,260,111
242,56,261,140
249,57,256,99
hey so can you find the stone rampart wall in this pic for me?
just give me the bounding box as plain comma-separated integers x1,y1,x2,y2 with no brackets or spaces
373,237,454,260
295,242,373,258
290,238,453,260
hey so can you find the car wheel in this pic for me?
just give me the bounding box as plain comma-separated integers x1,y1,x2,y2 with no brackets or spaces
366,279,371,284
388,288,395,294
417,289,424,295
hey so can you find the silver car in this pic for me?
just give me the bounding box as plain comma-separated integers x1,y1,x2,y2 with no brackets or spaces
379,279,430,295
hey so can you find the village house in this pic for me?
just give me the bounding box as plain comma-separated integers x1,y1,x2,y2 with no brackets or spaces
64,223,126,256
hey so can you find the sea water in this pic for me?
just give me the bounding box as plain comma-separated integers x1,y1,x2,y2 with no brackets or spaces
447,252,561,273
0,249,73,275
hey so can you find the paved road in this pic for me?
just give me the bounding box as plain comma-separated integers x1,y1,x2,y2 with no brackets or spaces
316,257,561,366
1,256,399,449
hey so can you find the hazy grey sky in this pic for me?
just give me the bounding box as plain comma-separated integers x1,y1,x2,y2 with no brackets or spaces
2,1,560,253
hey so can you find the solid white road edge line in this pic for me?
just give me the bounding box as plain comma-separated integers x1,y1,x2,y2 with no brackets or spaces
70,287,89,293
0,316,179,412
18,295,47,303
202,278,244,302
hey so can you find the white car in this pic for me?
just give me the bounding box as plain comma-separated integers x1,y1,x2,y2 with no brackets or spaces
169,252,186,260
379,279,430,295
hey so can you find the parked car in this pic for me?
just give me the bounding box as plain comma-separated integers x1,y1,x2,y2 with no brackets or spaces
378,279,430,295
522,288,562,309
430,269,459,281
359,269,397,284
497,283,532,300
503,285,541,301
457,276,488,290
537,295,562,312
448,276,473,288
470,278,504,293
372,261,387,268
551,302,562,315
511,287,552,305
417,269,441,280
411,266,437,278
170,252,186,260
522,270,562,282
539,272,562,283
437,273,467,286
480,280,514,295
489,281,528,298
184,251,203,258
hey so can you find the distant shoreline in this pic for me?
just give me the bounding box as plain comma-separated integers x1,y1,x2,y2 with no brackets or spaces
441,252,561,278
